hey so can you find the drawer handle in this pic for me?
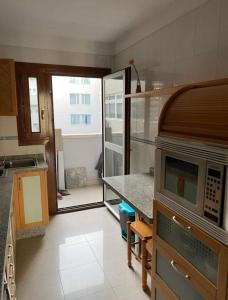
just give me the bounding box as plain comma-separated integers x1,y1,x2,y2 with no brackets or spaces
170,260,190,280
172,216,191,231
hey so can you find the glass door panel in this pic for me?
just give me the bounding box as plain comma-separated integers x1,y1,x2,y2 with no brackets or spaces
103,69,130,218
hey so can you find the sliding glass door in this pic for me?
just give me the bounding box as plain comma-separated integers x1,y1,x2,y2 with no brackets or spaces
103,68,131,218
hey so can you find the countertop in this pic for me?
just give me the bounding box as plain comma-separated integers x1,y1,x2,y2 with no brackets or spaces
102,173,154,222
0,154,48,298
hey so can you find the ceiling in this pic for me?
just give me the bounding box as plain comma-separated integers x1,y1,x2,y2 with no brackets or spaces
0,0,176,43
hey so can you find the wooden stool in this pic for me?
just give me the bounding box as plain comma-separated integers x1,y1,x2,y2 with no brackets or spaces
127,220,152,268
142,239,153,294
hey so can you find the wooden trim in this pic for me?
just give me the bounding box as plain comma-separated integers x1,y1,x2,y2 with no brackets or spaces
40,171,49,225
15,61,111,78
13,175,21,230
125,85,187,98
125,77,228,99
217,245,228,300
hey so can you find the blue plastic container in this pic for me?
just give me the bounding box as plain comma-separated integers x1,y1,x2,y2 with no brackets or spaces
118,201,135,241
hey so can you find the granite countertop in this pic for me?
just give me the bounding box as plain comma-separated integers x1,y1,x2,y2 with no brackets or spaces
0,154,48,298
102,173,154,222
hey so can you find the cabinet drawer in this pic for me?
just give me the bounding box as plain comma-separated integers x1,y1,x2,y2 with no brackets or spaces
152,276,178,300
152,242,215,300
154,202,222,285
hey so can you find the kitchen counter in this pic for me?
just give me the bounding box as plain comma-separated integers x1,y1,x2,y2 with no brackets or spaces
102,173,154,222
0,154,48,298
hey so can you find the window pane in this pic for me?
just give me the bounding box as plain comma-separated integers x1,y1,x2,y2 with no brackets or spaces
28,77,40,133
71,114,80,125
82,94,90,104
81,78,90,84
117,103,122,119
70,93,79,104
109,103,115,118
85,114,91,124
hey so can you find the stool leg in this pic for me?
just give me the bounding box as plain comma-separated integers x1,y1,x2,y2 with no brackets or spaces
127,221,132,268
141,238,148,291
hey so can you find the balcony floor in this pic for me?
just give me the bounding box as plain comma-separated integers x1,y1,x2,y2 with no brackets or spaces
58,184,103,208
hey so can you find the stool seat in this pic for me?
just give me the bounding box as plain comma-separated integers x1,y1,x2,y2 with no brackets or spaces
130,221,152,240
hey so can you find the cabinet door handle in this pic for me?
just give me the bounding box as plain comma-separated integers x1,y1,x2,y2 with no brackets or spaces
172,216,191,231
170,260,190,280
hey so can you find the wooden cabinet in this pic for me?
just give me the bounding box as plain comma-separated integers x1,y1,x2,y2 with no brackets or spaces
14,171,49,229
4,194,17,300
152,201,228,300
15,62,48,145
0,59,17,116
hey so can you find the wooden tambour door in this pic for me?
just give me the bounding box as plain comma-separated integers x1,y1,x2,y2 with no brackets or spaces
15,171,49,229
152,201,228,300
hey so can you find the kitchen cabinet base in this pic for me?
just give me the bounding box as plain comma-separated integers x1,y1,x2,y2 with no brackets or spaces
16,226,46,240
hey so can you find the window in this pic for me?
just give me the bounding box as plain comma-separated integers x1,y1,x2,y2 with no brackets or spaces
81,78,90,85
71,114,80,125
69,77,80,84
81,94,91,105
70,93,80,104
109,103,115,118
28,77,40,133
70,114,91,125
81,114,91,124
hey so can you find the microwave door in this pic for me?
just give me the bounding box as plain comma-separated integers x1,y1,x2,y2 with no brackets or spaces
162,153,205,215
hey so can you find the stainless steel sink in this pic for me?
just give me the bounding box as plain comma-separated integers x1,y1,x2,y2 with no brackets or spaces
4,158,37,169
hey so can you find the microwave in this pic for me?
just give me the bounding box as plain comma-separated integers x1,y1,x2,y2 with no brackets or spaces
156,149,227,228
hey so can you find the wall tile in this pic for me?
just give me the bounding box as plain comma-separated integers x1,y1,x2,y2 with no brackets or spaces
192,50,217,82
174,11,196,60
194,0,220,55
174,57,194,85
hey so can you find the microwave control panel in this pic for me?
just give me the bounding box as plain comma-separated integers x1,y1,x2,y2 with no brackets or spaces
203,163,225,226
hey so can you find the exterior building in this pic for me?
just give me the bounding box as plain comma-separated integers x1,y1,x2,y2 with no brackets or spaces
52,76,102,134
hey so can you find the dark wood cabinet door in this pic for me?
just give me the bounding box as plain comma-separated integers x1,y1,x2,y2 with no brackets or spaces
0,59,17,116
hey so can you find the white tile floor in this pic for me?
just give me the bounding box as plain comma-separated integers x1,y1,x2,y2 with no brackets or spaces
58,185,103,209
16,207,150,300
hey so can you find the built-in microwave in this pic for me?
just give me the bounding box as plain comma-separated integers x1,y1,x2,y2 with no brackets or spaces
156,149,227,227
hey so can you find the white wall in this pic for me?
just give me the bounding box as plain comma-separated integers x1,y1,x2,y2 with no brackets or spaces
63,134,102,184
113,0,228,174
114,0,228,91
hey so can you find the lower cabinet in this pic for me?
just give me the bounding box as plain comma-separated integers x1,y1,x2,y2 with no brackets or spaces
151,201,228,300
14,170,49,229
4,196,16,300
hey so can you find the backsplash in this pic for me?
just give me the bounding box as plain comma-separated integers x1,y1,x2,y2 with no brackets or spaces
0,116,45,156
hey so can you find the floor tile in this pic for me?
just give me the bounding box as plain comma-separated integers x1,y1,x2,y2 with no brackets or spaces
58,184,103,208
16,208,150,300
60,262,111,300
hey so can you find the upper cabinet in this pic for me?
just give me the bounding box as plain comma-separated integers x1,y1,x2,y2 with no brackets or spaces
0,59,17,116
15,62,48,145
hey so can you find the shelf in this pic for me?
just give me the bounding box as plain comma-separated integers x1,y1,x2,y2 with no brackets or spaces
125,77,228,99
125,85,186,98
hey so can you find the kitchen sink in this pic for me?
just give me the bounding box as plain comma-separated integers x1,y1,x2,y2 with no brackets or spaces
4,158,37,169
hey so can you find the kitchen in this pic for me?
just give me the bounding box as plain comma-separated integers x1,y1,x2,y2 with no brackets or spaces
0,1,228,300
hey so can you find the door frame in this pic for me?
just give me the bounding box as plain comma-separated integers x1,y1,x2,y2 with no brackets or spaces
16,62,111,214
